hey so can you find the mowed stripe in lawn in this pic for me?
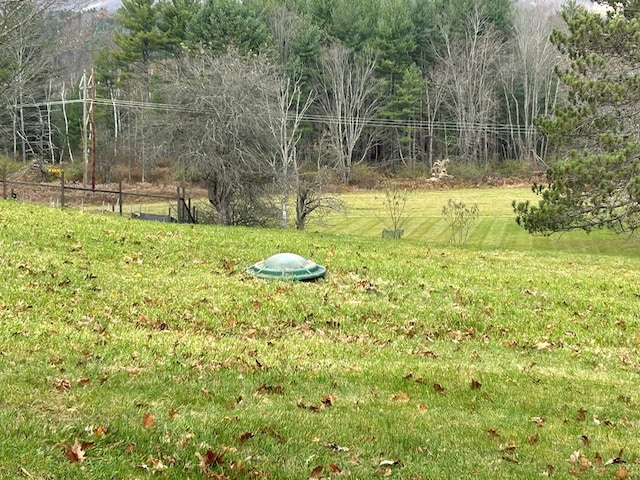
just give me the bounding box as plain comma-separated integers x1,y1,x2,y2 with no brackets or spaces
311,187,640,256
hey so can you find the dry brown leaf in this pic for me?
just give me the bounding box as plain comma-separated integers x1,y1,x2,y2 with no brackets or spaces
577,408,587,421
326,463,343,474
529,433,539,445
531,416,545,427
255,383,284,395
471,379,482,390
433,383,445,394
392,391,410,402
55,379,71,391
309,465,324,478
142,413,156,429
239,431,254,443
321,395,334,407
580,435,590,447
499,441,517,453
615,466,629,480
61,439,93,463
196,449,225,476
487,429,500,439
593,452,603,467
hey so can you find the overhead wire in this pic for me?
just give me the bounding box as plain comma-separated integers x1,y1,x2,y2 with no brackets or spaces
14,96,541,135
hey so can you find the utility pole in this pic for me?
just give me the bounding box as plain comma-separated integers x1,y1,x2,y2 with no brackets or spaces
81,70,89,187
91,68,96,191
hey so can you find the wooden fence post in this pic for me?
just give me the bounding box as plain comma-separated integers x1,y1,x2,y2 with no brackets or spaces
60,171,65,209
119,180,123,216
2,165,6,200
176,186,182,223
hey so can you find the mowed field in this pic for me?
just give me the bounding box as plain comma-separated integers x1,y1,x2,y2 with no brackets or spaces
0,188,639,479
310,186,640,257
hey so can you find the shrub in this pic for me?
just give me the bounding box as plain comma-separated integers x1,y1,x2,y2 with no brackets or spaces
349,164,384,189
442,198,479,243
62,162,84,183
381,181,410,238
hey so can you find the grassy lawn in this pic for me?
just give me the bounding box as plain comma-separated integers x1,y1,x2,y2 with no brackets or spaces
310,186,640,257
1,191,639,479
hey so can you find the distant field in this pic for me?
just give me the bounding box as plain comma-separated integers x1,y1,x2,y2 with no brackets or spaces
310,187,640,257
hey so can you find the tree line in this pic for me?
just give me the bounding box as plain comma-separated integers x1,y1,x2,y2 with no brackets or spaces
2,0,639,235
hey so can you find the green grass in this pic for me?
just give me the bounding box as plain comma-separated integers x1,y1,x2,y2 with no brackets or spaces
1,194,639,479
309,187,640,256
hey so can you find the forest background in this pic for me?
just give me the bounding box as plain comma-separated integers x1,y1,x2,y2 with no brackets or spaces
0,0,588,228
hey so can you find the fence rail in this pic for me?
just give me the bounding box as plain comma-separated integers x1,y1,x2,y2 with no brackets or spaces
1,165,198,223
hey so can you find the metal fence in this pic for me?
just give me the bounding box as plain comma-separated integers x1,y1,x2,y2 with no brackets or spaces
1,166,198,224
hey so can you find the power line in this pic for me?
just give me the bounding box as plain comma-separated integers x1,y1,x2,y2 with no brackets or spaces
14,96,542,136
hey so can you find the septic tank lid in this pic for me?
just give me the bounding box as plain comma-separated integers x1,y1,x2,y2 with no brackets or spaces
246,253,326,281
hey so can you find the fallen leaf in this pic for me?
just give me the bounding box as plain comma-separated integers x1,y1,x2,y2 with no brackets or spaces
61,439,93,463
297,401,322,412
531,416,545,426
326,463,343,474
417,404,427,412
577,408,586,421
593,452,603,467
321,395,334,407
615,466,629,480
255,383,284,395
55,379,71,391
535,341,551,350
379,459,404,467
580,435,590,447
392,391,410,402
196,449,225,468
147,455,167,472
529,433,539,445
433,383,445,394
499,441,517,453
142,413,156,429
487,429,500,439
239,431,254,443
471,379,482,390
413,349,437,358
310,465,324,478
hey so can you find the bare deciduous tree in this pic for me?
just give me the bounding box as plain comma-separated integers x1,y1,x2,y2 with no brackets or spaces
267,75,314,229
156,51,279,226
317,45,380,183
295,166,345,231
501,3,561,164
433,8,504,165
0,0,88,161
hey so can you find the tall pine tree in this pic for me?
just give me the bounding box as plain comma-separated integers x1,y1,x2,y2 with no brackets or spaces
515,1,640,235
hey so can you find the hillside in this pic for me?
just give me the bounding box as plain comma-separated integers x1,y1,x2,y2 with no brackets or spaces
0,200,639,478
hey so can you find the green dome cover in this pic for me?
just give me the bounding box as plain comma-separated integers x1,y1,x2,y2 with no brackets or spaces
246,253,326,281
